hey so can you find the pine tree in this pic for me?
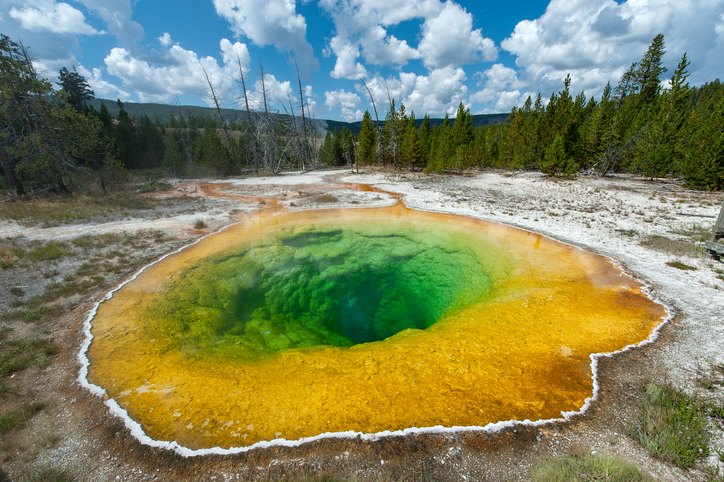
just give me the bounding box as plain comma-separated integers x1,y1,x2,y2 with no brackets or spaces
194,127,233,175
418,114,432,169
318,131,334,166
162,130,187,174
114,100,136,169
357,111,377,166
634,34,667,107
58,66,94,112
681,95,724,190
401,113,420,170
540,133,576,176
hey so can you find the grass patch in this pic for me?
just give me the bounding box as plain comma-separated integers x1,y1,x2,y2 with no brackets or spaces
3,304,63,323
9,287,23,297
27,242,72,262
193,219,207,230
0,240,71,269
666,260,698,270
0,337,59,377
530,451,653,481
616,228,638,237
7,276,106,315
0,191,171,227
640,234,702,257
71,233,124,250
0,401,46,434
670,224,713,243
27,467,75,482
631,381,710,468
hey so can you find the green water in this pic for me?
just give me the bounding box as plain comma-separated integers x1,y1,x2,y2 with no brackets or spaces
146,220,504,358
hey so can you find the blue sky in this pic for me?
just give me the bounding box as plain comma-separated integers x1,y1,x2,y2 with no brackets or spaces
1,0,723,122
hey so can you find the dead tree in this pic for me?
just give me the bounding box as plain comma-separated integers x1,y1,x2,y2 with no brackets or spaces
295,61,311,171
257,61,276,172
200,62,234,160
236,52,259,173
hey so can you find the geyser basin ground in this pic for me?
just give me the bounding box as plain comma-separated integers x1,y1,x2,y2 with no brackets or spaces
84,205,667,451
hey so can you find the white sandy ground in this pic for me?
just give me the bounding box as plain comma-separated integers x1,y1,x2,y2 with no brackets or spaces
1,169,724,481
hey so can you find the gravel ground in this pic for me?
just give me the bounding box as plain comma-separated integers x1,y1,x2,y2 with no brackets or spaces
0,169,723,481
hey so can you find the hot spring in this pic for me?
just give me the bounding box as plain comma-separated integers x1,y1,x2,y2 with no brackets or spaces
84,204,667,451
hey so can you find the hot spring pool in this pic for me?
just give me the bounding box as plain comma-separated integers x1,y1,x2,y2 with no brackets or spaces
82,204,667,452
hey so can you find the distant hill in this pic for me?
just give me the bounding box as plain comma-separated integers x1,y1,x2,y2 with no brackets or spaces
87,98,509,135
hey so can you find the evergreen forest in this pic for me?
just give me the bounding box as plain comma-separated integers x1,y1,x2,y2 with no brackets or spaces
2,33,723,195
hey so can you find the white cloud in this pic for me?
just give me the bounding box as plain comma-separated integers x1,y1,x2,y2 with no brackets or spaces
354,67,468,118
83,66,132,101
9,0,100,35
325,89,362,121
158,32,173,47
361,26,419,66
319,0,496,79
500,0,724,104
104,39,250,105
326,37,368,79
470,64,529,112
212,0,319,76
403,67,469,116
76,0,144,48
418,2,497,68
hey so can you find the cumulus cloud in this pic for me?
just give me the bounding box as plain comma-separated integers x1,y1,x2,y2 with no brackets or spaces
104,38,250,105
349,67,468,118
470,64,532,112
361,26,419,66
418,2,497,68
9,0,100,35
320,0,496,79
499,0,724,105
212,0,319,76
326,37,368,79
76,0,144,48
324,89,362,121
158,32,173,47
80,66,132,101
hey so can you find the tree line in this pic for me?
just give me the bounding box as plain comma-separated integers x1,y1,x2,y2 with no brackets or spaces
2,33,723,196
0,35,323,195
320,34,724,190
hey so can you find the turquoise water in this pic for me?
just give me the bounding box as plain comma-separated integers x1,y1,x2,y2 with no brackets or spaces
145,221,500,358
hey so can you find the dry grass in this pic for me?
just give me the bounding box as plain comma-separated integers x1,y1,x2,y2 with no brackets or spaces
640,235,702,257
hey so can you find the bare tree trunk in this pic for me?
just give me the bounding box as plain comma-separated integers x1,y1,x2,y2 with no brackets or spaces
236,52,259,174
358,76,384,167
200,62,234,160
284,95,305,170
295,61,310,172
259,61,276,173
385,82,398,171
0,145,26,195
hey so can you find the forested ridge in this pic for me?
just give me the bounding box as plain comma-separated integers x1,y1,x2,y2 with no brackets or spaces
2,33,723,195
